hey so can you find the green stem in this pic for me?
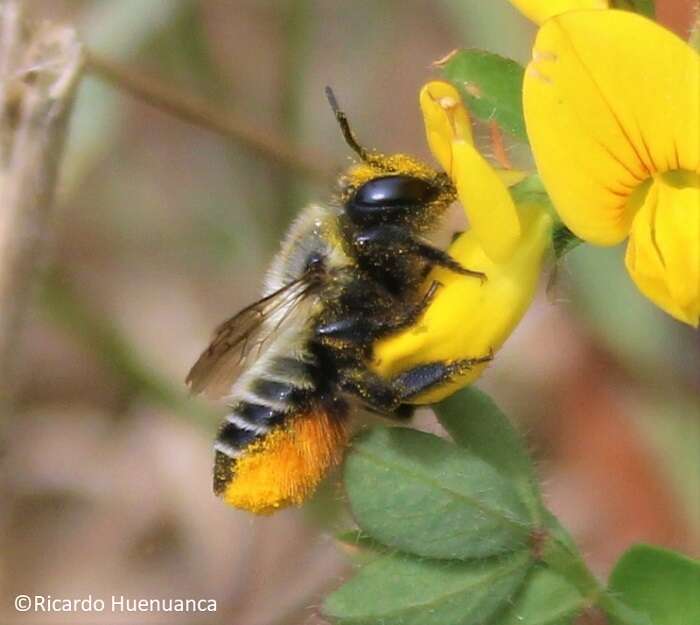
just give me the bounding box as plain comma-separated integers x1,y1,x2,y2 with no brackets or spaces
541,534,651,625
541,535,602,603
552,222,583,259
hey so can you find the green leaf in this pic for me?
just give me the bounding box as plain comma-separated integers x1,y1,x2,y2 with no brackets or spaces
436,387,534,482
608,544,700,625
344,426,532,559
324,549,532,625
334,530,388,564
441,49,526,141
610,0,655,18
435,387,543,523
543,511,578,554
496,566,586,625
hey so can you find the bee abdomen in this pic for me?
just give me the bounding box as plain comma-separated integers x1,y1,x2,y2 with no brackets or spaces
212,353,321,496
214,400,284,457
213,355,317,460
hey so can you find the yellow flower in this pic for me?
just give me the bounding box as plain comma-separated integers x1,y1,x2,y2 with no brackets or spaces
509,0,607,25
371,81,553,403
523,9,700,326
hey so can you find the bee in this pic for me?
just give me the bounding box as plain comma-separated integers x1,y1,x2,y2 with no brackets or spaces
187,88,491,514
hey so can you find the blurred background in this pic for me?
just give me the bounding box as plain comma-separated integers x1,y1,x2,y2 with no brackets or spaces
1,1,698,624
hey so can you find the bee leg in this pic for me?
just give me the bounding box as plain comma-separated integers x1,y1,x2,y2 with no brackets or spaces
408,240,486,282
339,350,493,413
354,225,486,282
380,280,441,334
392,404,416,421
317,315,376,343
317,281,440,343
338,370,402,412
391,350,495,402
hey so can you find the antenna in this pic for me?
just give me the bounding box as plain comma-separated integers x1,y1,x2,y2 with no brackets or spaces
325,86,370,162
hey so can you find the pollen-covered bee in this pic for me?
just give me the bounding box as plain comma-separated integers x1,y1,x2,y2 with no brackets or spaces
187,89,491,514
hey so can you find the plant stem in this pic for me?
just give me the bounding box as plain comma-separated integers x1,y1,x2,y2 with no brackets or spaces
541,534,651,625
552,222,583,259
0,1,84,410
85,50,333,182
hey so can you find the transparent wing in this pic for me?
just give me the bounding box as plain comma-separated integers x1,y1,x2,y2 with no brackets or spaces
186,274,318,399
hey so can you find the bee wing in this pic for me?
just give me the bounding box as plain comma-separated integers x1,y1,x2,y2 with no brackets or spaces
186,274,318,399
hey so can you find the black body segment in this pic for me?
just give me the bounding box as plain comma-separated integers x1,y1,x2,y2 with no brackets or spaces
237,401,286,427
250,378,299,404
353,225,485,281
218,420,259,450
337,353,494,412
190,145,491,509
347,175,438,224
210,168,484,463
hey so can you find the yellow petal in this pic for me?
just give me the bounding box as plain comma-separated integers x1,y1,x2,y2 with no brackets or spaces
523,10,700,245
371,205,553,404
419,81,474,176
509,0,607,24
452,141,522,262
625,171,700,327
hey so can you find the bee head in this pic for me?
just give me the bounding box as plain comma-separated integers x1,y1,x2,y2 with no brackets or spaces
325,87,456,230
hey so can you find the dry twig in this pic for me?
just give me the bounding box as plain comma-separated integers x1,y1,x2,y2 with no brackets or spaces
85,51,333,181
0,1,84,407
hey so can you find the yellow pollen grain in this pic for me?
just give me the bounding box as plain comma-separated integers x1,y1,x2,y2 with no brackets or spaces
222,410,347,514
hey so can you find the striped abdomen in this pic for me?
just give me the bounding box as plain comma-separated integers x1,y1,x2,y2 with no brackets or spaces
212,350,348,513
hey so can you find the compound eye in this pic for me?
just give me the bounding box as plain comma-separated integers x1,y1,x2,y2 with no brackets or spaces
353,175,436,208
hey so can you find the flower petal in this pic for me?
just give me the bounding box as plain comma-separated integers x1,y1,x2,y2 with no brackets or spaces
625,172,700,327
509,0,607,25
452,141,522,262
419,81,474,176
420,81,522,261
371,205,553,403
523,10,700,245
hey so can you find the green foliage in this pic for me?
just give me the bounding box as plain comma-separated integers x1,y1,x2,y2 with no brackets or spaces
324,550,531,625
440,49,527,141
437,388,533,480
611,0,656,18
608,544,700,625
435,387,542,521
497,566,585,625
344,426,532,559
334,530,388,562
327,389,698,625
